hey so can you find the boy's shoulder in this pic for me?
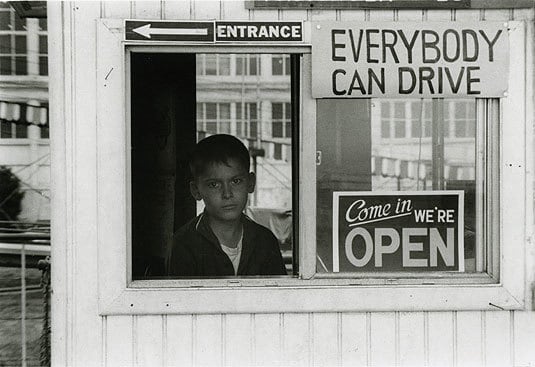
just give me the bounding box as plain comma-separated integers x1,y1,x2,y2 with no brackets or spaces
172,215,204,243
243,215,279,244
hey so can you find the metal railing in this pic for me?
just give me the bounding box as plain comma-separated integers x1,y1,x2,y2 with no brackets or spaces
0,221,50,367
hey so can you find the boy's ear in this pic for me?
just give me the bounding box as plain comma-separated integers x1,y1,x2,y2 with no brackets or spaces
189,181,202,201
247,172,256,194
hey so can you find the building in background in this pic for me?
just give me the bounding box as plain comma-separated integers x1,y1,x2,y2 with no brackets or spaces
0,1,49,222
196,53,293,209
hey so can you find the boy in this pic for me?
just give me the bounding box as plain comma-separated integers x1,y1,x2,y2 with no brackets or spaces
166,134,287,277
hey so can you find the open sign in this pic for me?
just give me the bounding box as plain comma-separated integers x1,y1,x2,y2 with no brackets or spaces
332,191,464,272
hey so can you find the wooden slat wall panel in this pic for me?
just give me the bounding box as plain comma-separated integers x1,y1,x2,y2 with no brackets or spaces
370,313,396,366
283,313,311,366
312,313,339,366
193,0,221,19
195,315,223,366
92,5,535,367
454,9,482,21
456,311,484,366
106,316,134,367
482,9,513,21
340,313,368,366
513,8,535,20
425,10,454,21
166,315,194,367
398,312,425,367
135,316,164,366
221,0,250,20
281,10,309,22
310,10,337,21
71,2,103,365
110,311,535,366
397,10,423,21
339,10,366,21
163,1,192,20
132,1,162,19
368,10,395,21
484,311,512,367
254,314,282,366
101,1,132,18
224,314,253,366
427,312,455,367
513,312,535,366
251,9,279,21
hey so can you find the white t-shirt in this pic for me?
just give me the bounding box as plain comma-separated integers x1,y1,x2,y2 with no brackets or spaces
220,234,243,275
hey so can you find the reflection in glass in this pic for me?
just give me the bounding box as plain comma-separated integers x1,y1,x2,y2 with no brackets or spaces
196,53,294,273
317,99,478,274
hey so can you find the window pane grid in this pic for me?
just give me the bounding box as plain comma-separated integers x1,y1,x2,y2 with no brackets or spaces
0,6,33,76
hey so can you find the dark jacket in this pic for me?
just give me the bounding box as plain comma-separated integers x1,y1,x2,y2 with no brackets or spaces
166,214,287,277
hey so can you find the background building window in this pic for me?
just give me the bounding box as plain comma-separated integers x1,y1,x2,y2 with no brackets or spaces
196,54,230,76
197,102,232,135
271,102,291,139
236,102,258,140
0,3,27,75
272,55,290,76
236,54,260,76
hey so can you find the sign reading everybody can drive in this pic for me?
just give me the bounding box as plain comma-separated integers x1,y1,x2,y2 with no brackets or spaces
312,22,509,98
333,191,464,272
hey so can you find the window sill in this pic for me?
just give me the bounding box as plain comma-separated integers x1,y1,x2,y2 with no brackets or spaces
100,281,521,315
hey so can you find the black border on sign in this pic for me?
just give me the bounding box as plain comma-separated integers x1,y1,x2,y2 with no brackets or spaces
124,20,215,42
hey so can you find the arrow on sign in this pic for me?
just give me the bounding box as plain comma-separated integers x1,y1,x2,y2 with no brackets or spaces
133,24,209,39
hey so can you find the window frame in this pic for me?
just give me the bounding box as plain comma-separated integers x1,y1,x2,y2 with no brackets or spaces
96,19,531,315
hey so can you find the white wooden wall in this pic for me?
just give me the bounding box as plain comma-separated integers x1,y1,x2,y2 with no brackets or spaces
49,1,535,366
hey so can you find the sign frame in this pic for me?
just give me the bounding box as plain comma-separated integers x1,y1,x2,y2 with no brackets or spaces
311,21,510,98
124,19,304,44
332,190,465,273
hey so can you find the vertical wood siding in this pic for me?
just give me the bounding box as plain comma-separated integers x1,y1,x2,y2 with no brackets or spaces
54,1,535,365
103,311,535,366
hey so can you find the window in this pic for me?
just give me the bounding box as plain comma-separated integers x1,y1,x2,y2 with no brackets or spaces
236,54,260,76
0,3,26,75
196,54,230,76
197,102,231,135
318,98,481,275
0,102,27,138
272,55,290,76
271,102,291,139
0,3,47,76
236,102,258,140
130,52,297,280
98,19,528,315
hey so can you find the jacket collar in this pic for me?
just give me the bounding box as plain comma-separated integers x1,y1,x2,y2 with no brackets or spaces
195,213,258,275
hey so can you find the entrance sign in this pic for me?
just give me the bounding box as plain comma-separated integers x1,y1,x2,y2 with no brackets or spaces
125,20,303,43
216,22,302,41
333,191,464,272
312,22,509,98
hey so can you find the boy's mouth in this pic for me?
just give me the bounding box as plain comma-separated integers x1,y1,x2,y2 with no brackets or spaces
221,204,237,210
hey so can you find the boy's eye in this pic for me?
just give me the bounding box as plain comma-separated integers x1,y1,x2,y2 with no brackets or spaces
207,181,221,189
231,178,243,185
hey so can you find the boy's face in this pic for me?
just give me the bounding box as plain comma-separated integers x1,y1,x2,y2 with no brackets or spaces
190,158,255,223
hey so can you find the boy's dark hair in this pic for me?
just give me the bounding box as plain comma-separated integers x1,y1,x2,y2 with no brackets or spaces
190,134,251,178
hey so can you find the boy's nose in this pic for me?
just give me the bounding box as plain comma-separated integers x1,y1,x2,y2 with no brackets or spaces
222,183,233,199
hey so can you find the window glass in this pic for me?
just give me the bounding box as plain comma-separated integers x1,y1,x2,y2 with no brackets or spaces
15,122,27,138
0,5,33,76
1,121,12,138
272,55,291,76
131,53,295,279
39,55,47,76
317,98,478,275
236,54,261,76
